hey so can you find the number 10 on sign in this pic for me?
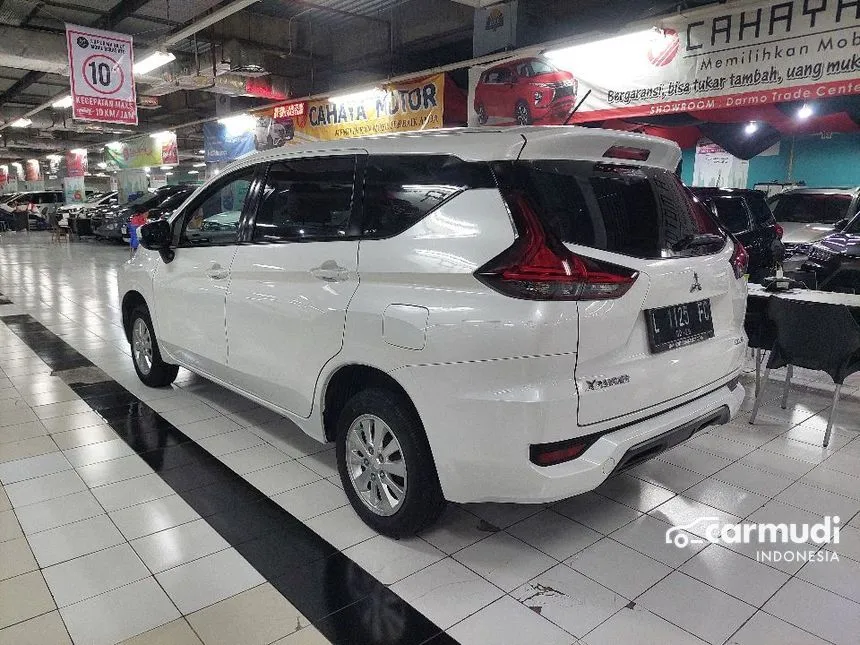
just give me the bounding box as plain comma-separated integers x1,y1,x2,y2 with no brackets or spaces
66,24,138,126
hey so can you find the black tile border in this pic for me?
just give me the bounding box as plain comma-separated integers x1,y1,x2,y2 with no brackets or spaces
1,312,458,645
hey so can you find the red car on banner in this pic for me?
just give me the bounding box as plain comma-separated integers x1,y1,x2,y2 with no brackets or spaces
474,57,578,125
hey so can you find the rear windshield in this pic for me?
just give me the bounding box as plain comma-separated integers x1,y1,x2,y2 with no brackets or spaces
710,197,751,233
492,160,724,259
771,193,853,224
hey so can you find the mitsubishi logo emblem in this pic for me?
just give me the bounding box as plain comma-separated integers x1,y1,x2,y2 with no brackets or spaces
690,272,702,293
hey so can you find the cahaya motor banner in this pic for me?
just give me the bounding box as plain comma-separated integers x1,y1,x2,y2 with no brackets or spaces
468,0,860,126
252,73,445,148
104,132,178,170
66,24,137,125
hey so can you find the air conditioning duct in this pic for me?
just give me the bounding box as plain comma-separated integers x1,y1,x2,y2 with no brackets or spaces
219,39,269,77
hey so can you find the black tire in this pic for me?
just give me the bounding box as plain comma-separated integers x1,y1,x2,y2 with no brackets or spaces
476,104,488,125
336,388,445,537
515,100,532,125
129,305,179,387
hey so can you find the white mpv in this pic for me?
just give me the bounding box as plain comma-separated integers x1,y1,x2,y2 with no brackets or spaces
119,127,748,536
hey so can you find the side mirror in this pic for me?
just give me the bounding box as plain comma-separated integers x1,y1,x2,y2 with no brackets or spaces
138,219,174,262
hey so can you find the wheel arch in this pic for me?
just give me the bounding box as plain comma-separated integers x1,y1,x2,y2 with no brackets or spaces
121,290,147,343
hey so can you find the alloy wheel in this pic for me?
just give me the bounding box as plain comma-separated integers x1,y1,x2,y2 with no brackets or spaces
132,318,153,376
346,414,408,516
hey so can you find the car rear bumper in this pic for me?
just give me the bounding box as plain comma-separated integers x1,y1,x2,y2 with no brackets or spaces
394,355,745,503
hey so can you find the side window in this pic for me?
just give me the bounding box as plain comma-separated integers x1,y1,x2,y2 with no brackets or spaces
180,169,254,246
362,155,494,238
253,156,356,242
713,198,752,233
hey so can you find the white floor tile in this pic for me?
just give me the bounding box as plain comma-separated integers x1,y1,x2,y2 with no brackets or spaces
297,449,338,479
305,505,378,551
683,477,769,518
802,465,860,501
131,519,229,573
713,461,795,497
763,577,860,645
343,534,445,584
628,459,706,493
649,496,742,539
391,558,502,630
419,506,495,555
454,532,556,592
109,494,200,541
42,543,150,607
553,492,642,535
242,460,320,496
567,537,671,599
27,514,125,567
727,611,831,645
656,444,734,477
63,438,135,468
4,469,87,507
611,514,704,568
638,571,756,645
14,489,104,534
155,548,265,614
595,473,676,512
680,544,790,607
271,479,347,520
41,410,111,434
447,595,572,645
59,577,180,645
76,454,154,488
219,444,291,475
0,451,72,484
51,424,118,451
796,553,860,604
506,509,601,561
512,563,627,637
461,502,544,530
585,606,708,645
92,473,174,512
198,428,265,456
740,449,815,479
775,481,860,519
160,403,221,427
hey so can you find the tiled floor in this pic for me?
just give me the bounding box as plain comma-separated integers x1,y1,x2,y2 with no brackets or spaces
1,232,860,645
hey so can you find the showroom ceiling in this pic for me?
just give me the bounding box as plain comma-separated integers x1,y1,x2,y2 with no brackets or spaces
0,0,724,161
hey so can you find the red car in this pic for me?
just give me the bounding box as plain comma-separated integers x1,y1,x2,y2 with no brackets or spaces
474,57,578,126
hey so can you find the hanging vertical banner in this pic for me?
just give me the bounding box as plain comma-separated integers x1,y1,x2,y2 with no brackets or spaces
0,165,7,192
66,24,137,125
63,177,86,204
65,149,88,177
104,132,177,170
25,160,42,182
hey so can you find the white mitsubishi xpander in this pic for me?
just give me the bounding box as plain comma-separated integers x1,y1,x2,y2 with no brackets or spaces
119,126,748,536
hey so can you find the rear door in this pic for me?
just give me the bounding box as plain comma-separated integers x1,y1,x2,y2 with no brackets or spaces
500,160,747,426
225,153,363,417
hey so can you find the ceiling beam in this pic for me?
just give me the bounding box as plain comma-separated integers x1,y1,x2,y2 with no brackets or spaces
39,0,181,27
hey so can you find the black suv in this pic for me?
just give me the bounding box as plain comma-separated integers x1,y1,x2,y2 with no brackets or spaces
802,214,860,293
691,188,784,283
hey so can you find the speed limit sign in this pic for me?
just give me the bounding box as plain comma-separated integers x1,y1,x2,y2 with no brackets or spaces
66,24,137,125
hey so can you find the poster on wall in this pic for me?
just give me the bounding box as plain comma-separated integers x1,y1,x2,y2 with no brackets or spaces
203,121,256,163
253,74,445,148
63,176,86,204
105,132,177,170
693,139,749,188
66,24,137,125
468,0,860,126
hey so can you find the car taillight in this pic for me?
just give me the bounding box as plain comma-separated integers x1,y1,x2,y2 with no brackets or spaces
773,222,784,239
603,146,650,161
730,239,749,279
475,190,638,300
530,436,599,466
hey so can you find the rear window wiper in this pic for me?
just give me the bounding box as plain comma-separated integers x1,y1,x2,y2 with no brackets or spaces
671,233,725,251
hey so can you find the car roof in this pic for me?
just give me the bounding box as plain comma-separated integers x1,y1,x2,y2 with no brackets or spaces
691,187,764,197
219,126,682,174
777,187,859,196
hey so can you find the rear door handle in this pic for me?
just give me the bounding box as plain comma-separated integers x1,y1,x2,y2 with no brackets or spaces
310,260,349,282
206,263,229,280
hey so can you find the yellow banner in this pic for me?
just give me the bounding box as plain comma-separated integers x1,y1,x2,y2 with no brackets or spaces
257,73,444,146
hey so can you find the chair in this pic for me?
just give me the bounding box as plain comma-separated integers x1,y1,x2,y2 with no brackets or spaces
749,297,860,446
48,213,68,243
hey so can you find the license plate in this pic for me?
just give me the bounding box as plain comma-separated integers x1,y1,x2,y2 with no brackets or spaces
646,299,714,353
121,225,127,234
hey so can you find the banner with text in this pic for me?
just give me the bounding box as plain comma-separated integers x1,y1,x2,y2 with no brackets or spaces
203,122,256,163
66,149,88,177
105,133,178,170
468,0,860,126
66,24,137,125
254,74,445,148
693,140,750,187
63,177,86,204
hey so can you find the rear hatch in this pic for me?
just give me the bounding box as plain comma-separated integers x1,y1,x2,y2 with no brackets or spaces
489,158,747,426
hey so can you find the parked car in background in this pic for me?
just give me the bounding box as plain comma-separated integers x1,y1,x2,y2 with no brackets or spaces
768,187,860,269
95,185,196,242
802,213,860,293
474,57,578,126
0,191,64,230
57,191,118,217
691,188,784,283
119,127,746,536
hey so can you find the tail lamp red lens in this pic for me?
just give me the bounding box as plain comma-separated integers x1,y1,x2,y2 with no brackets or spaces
475,190,638,301
773,222,784,239
530,437,594,466
730,239,749,279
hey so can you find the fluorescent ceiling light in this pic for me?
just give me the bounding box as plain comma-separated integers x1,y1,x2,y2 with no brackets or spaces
160,165,172,170
188,170,199,174
193,162,206,167
143,166,151,172
797,104,814,119
744,122,758,135
46,154,62,160
134,51,175,76
329,88,383,104
106,141,122,149
165,172,173,176
52,96,73,108
70,148,87,154
149,130,172,139
218,113,256,135
10,118,32,128
198,149,205,154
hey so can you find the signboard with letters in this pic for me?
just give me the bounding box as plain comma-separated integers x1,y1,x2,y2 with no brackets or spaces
66,24,137,125
468,0,860,125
